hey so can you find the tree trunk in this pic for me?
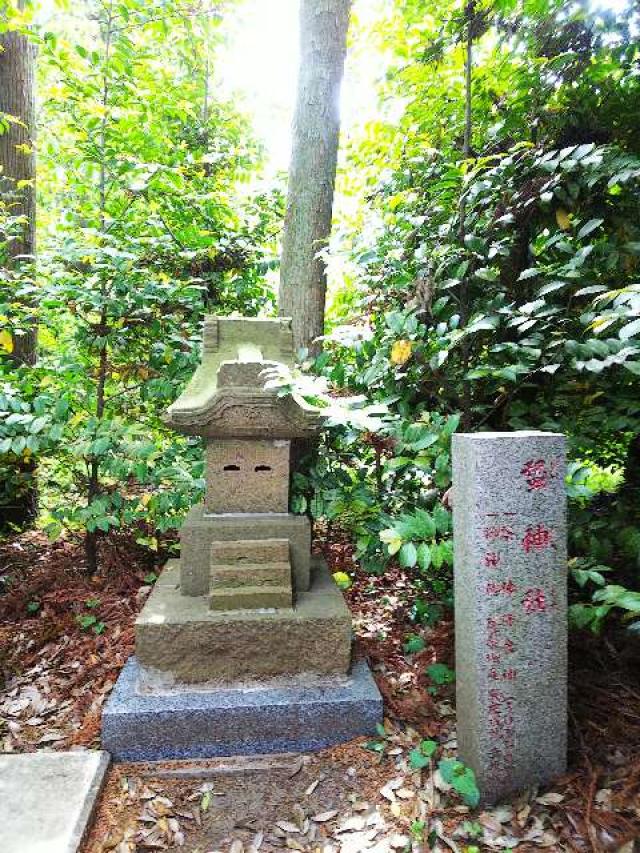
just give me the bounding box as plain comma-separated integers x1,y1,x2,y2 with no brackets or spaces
0,4,37,365
279,0,352,355
0,7,38,531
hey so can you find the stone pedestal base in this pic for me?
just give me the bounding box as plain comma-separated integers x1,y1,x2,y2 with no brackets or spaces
135,558,352,683
102,657,382,762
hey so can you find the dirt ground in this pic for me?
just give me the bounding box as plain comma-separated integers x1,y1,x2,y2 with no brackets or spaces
1,530,640,852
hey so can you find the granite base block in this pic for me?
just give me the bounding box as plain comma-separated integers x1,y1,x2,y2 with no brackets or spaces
103,657,383,762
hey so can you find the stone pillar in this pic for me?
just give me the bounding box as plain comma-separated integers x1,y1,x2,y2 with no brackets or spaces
452,431,567,804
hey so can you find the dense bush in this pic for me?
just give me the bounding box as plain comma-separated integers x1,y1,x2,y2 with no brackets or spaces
0,0,283,569
301,0,640,631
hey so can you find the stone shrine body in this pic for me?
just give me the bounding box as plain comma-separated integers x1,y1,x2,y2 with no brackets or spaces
103,316,382,760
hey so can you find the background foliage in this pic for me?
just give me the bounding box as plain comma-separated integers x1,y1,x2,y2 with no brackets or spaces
303,0,640,633
1,0,639,633
1,0,283,567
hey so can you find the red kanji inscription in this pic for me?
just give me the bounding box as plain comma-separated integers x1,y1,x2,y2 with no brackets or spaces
484,525,515,543
486,579,517,596
522,523,554,553
522,587,548,614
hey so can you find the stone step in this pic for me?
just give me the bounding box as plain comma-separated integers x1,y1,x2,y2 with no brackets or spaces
210,561,291,589
210,537,290,566
209,585,292,611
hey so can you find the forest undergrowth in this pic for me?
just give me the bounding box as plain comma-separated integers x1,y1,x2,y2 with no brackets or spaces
1,528,639,852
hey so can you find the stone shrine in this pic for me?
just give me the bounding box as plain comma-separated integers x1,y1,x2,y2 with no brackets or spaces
103,316,382,761
452,431,567,804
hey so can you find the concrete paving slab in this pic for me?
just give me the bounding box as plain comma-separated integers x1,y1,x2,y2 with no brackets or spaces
0,750,110,853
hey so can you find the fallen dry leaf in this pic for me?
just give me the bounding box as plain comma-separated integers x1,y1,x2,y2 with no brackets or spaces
535,792,564,805
312,810,338,823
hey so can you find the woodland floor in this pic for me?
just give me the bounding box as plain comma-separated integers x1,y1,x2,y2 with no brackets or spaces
0,530,639,853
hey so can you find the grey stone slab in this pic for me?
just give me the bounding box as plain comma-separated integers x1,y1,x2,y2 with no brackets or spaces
102,657,382,763
180,504,311,594
135,557,351,682
0,750,109,853
453,431,567,804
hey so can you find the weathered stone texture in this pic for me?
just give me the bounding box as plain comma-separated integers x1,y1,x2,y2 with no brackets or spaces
210,561,291,589
180,505,311,595
103,314,384,760
211,538,290,564
453,431,567,804
136,558,352,683
209,539,293,607
203,316,294,363
205,439,290,513
209,585,292,611
164,316,321,440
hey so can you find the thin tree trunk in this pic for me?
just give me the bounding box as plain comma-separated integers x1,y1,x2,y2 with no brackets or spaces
458,0,474,429
0,3,38,530
84,0,114,575
0,0,37,365
279,0,352,355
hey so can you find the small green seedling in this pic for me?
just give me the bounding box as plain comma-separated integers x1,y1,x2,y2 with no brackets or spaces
365,722,389,754
410,819,426,840
438,758,480,807
426,662,455,693
76,613,106,635
403,633,426,654
412,598,443,627
409,738,438,769
461,820,483,839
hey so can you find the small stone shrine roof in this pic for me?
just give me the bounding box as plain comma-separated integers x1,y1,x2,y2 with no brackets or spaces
164,316,322,439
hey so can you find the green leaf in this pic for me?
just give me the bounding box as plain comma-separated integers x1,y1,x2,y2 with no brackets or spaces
385,456,413,470
438,759,480,807
433,505,451,534
594,585,640,613
11,436,26,454
399,541,418,568
419,739,438,758
403,634,426,654
30,416,48,434
619,318,640,341
431,542,444,570
426,662,455,685
409,748,431,769
577,218,603,239
416,542,431,571
409,740,439,770
518,268,539,280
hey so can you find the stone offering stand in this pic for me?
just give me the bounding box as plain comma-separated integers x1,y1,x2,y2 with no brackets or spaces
103,316,382,761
